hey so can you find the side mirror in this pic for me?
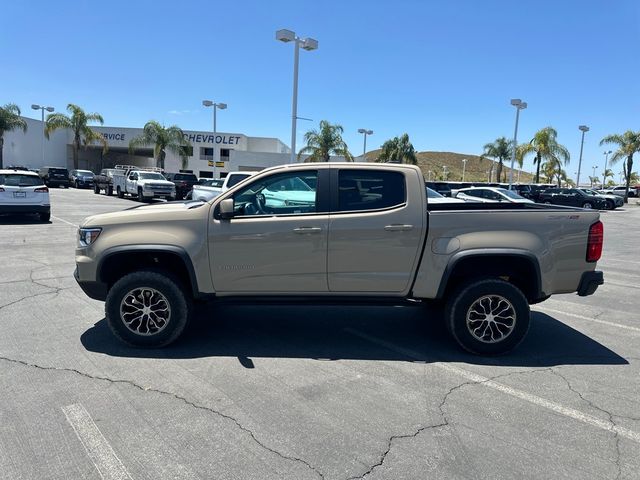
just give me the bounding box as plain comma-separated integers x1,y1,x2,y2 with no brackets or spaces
219,198,235,220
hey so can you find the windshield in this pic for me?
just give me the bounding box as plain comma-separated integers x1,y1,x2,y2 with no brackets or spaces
0,174,44,186
426,187,444,198
138,173,166,180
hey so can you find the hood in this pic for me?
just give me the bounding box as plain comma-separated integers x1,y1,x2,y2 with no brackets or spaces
81,200,205,227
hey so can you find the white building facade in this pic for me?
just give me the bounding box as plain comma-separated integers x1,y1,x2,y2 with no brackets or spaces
3,117,292,178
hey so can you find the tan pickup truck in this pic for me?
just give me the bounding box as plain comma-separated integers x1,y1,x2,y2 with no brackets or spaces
75,163,604,355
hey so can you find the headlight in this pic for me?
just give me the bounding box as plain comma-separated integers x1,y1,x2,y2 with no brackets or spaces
78,228,102,247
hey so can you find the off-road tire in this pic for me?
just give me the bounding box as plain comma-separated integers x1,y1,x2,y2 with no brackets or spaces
105,271,192,347
94,184,100,194
117,186,124,198
445,279,530,355
107,185,113,196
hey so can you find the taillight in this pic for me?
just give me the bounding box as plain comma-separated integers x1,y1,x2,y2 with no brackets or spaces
586,221,603,262
35,187,49,193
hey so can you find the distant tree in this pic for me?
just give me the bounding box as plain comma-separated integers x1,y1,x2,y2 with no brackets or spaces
588,176,600,188
520,127,570,183
600,130,640,202
298,120,353,162
45,104,107,170
128,121,190,170
629,171,639,184
0,103,28,169
481,137,513,182
376,133,417,164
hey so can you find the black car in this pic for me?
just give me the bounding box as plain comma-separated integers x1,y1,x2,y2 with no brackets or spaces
426,181,452,197
165,172,198,199
509,184,533,199
537,188,607,210
69,169,95,188
528,184,555,202
39,166,70,188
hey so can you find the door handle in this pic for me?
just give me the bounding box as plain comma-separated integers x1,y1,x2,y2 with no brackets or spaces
384,224,414,231
293,227,322,234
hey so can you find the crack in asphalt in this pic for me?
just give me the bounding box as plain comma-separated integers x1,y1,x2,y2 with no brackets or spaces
0,355,325,480
346,367,555,480
549,368,623,480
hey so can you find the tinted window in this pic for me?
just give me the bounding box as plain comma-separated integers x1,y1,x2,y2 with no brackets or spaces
338,170,405,212
174,173,197,181
232,171,318,216
227,173,252,188
0,174,44,186
48,168,68,174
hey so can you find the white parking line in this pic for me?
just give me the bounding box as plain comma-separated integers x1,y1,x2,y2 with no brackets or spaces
345,328,640,444
52,215,77,227
62,403,132,480
536,307,640,334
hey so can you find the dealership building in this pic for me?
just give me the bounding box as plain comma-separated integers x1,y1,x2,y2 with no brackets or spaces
3,116,293,178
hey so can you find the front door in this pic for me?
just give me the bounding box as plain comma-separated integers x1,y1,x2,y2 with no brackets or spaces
327,168,425,293
209,168,329,293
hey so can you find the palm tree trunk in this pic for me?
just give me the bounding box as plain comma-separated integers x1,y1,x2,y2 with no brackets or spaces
158,150,166,170
73,142,79,170
0,135,4,169
625,155,633,203
496,160,503,183
534,153,541,183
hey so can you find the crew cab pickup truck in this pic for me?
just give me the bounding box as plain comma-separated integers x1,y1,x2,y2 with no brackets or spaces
189,171,255,201
75,163,604,355
112,167,176,202
94,168,124,196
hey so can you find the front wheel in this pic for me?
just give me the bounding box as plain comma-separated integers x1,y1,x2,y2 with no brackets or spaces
445,279,530,355
606,200,614,210
94,184,100,194
117,186,124,198
105,271,192,347
107,185,113,196
581,202,593,209
137,188,145,202
74,180,79,189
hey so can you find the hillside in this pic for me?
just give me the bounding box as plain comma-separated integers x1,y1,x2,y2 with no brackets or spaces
365,150,534,183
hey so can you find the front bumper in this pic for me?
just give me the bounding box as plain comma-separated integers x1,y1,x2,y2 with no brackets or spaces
74,267,108,301
577,270,604,296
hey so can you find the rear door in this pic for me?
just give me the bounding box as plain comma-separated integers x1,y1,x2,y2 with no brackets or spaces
327,167,425,293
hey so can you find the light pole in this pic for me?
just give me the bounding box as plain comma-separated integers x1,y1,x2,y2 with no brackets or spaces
602,150,612,187
442,165,448,181
428,170,432,181
461,158,467,181
276,29,318,164
202,100,227,178
575,125,589,187
508,99,527,189
590,165,598,187
358,129,373,161
31,104,54,166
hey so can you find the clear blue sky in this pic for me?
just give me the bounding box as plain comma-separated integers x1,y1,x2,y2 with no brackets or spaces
2,0,638,178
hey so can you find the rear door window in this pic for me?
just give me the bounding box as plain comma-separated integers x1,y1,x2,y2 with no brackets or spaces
337,170,405,212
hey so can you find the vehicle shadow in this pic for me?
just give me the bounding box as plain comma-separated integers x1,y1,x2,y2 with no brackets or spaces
0,214,48,225
80,302,628,367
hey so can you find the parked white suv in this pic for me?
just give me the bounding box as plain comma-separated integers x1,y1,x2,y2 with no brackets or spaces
0,169,51,222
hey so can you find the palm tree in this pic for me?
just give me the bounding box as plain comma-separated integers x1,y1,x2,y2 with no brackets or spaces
128,121,190,170
600,130,640,202
297,120,353,162
542,160,568,187
520,127,570,183
481,137,512,182
376,133,417,164
0,103,28,169
45,104,107,170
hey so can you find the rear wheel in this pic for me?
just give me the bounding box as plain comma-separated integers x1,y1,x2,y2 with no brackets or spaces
74,180,79,189
117,186,124,198
94,184,100,194
107,185,113,196
445,279,530,355
105,271,191,347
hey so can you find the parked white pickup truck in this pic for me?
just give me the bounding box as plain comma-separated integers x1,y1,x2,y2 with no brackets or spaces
112,166,176,202
189,172,254,201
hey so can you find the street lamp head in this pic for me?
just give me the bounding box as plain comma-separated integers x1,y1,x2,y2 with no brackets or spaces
519,102,527,110
358,128,366,134
45,107,54,112
605,150,612,154
510,99,522,106
301,38,318,51
276,29,295,43
579,125,589,132
31,104,40,110
202,100,213,107
217,103,227,110
358,129,373,135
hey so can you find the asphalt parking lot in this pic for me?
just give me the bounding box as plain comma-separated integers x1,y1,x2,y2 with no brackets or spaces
1,188,639,480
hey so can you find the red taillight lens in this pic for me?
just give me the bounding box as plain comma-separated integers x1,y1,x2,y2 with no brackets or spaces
586,221,603,262
34,186,49,193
